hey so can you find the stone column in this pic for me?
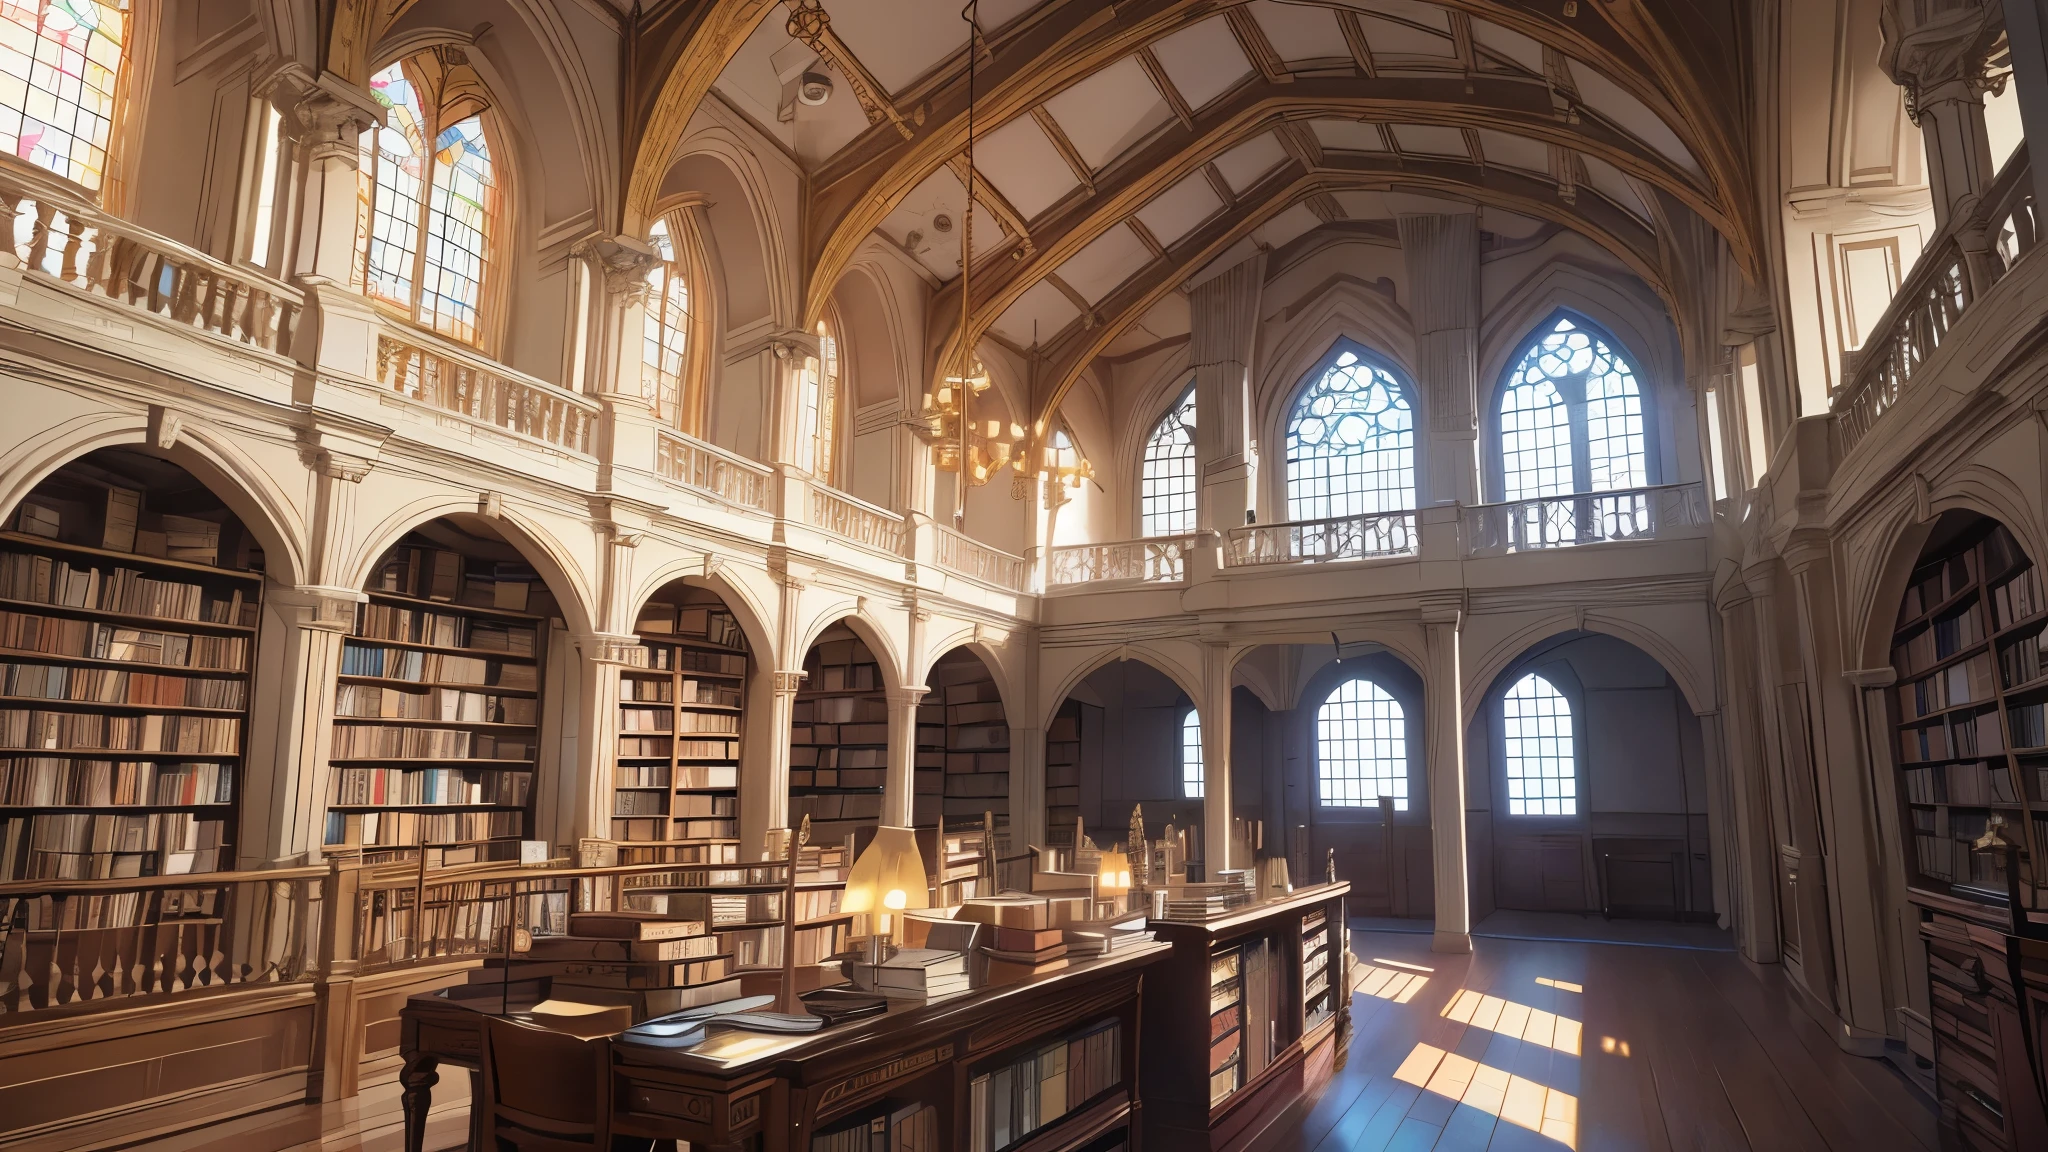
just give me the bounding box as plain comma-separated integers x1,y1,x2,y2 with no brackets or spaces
882,686,929,827
1396,214,1480,507
241,586,361,866
280,77,383,286
1716,580,1782,962
1421,607,1470,952
1188,257,1264,532
1009,723,1046,854
1881,0,2005,225
1200,641,1235,873
571,633,641,846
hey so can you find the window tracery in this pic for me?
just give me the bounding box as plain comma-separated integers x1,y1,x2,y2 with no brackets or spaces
1502,673,1576,816
1181,707,1203,798
0,0,126,191
1315,678,1408,809
1286,349,1415,522
1140,385,1197,537
1497,315,1651,542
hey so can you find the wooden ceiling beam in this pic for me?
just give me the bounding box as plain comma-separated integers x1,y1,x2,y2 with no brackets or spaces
1136,46,1196,130
1031,107,1097,193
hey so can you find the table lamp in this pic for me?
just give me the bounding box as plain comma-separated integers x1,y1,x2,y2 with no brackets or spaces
1096,848,1131,915
843,826,929,962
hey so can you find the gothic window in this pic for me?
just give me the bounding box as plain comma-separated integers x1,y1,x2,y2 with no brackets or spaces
1140,385,1197,537
1502,673,1576,816
1182,708,1203,799
1316,678,1408,809
643,217,692,426
799,320,839,483
0,1,127,191
359,56,500,345
1496,315,1651,542
1286,347,1415,522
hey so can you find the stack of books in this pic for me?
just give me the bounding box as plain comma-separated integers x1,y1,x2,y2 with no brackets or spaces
1062,917,1154,958
1161,882,1252,920
527,911,742,1015
984,924,1069,982
847,947,969,1001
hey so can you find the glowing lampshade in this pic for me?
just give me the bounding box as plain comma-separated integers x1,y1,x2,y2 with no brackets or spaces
1097,849,1132,897
842,826,930,919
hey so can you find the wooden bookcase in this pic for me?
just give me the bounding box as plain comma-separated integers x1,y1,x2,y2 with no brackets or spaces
790,629,886,844
0,450,263,880
615,598,747,857
1046,700,1090,847
931,651,1009,825
325,537,551,863
1888,517,2048,904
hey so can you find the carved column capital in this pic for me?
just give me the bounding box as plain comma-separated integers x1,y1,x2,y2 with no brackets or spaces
268,585,367,633
571,234,663,305
578,632,647,666
886,685,930,707
271,68,386,161
771,669,809,695
1880,0,2005,121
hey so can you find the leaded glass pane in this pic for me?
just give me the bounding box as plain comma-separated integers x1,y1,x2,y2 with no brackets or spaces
1286,351,1414,521
643,218,691,422
1182,709,1203,798
0,1,125,190
420,116,493,343
1503,673,1576,816
1141,386,1197,537
1316,679,1407,809
363,63,426,308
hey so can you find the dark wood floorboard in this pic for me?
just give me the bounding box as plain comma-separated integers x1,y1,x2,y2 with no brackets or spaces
1252,923,1938,1152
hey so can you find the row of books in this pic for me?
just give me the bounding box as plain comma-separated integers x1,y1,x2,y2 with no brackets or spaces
611,764,737,790
790,767,886,789
372,546,535,612
0,552,254,626
619,736,738,758
1894,604,1987,675
338,643,538,688
619,710,738,735
0,708,240,754
611,795,735,833
2011,702,2048,750
1,660,245,709
729,922,848,968
634,604,744,648
792,722,889,746
334,683,537,724
1901,760,2023,806
623,677,742,706
0,757,231,807
792,791,882,823
330,723,530,761
967,1021,1121,1152
0,610,249,670
1898,709,2005,763
0,811,225,879
1998,628,2048,690
609,892,779,924
333,766,532,807
1900,555,1968,623
1992,566,2043,629
1897,653,1996,718
793,746,886,770
812,1103,937,1152
628,646,745,675
353,603,537,654
799,695,887,725
1303,910,1333,1031
812,663,879,692
323,808,524,847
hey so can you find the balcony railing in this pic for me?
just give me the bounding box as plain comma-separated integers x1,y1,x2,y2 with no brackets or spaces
0,168,301,357
1463,483,1708,556
933,525,1028,592
1049,534,1201,586
0,865,327,1014
1226,511,1417,566
374,330,597,456
655,429,773,511
1835,145,2037,451
810,485,908,555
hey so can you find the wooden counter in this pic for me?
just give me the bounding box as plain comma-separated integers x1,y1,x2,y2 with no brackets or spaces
1140,883,1350,1152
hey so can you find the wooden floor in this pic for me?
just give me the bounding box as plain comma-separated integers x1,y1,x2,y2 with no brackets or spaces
1257,923,1939,1152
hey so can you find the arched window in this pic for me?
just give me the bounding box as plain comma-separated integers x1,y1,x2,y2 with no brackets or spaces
0,1,128,191
1316,679,1407,809
1181,708,1203,798
1141,386,1197,537
799,320,840,483
1286,348,1414,521
643,217,691,426
1502,673,1576,816
1497,315,1650,543
359,57,500,345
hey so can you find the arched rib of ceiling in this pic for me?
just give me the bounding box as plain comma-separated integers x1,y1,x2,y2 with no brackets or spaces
920,73,1716,386
797,0,1754,325
1008,151,1664,437
622,0,780,227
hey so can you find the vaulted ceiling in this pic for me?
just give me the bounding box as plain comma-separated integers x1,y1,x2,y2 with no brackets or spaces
626,0,1753,427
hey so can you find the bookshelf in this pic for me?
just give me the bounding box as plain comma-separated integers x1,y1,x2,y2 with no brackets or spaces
1046,700,1093,848
929,649,1009,826
1887,516,2048,905
615,594,749,855
0,449,263,880
790,628,887,844
325,529,557,863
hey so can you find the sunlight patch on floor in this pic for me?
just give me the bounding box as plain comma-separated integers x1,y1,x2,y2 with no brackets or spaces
1440,989,1584,1055
1393,1042,1579,1148
1535,976,1583,993
1355,963,1429,1002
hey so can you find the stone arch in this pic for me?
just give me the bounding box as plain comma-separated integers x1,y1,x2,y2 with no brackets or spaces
345,498,598,639
0,410,309,587
792,607,905,693
1041,644,1203,731
623,555,778,665
1462,614,1714,730
918,627,1021,708
665,126,797,332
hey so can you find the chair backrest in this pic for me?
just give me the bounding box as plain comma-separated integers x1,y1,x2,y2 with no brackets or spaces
481,1014,609,1148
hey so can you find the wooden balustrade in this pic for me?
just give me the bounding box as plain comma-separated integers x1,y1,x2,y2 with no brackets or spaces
0,172,300,356
374,331,597,456
655,429,773,510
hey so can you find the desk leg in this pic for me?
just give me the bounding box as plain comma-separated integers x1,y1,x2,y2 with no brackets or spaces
469,1070,486,1151
399,1053,439,1152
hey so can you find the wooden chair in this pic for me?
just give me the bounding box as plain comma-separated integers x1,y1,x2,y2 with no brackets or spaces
479,1014,655,1152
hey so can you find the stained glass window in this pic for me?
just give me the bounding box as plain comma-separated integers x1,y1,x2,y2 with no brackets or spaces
1503,673,1576,816
1141,385,1197,537
358,58,498,345
643,217,691,424
1286,349,1414,522
1181,708,1203,798
1316,679,1407,809
1497,315,1651,544
0,1,126,191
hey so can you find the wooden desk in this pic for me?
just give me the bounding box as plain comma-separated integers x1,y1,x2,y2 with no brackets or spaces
400,943,1170,1152
397,978,550,1152
1141,883,1350,1152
